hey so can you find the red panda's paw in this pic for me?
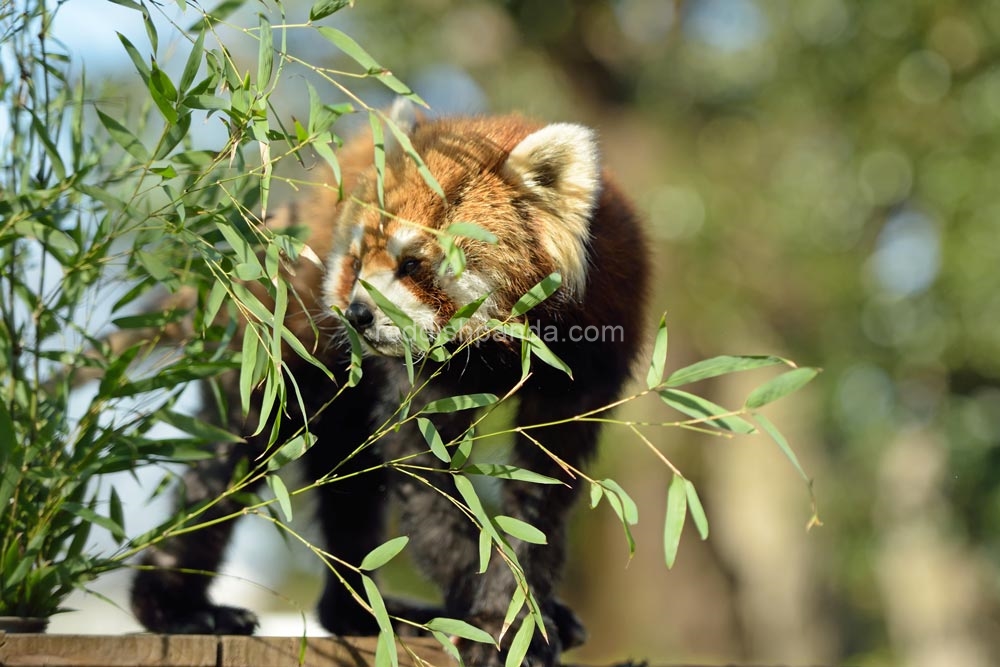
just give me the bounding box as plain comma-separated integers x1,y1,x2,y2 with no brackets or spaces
131,567,259,635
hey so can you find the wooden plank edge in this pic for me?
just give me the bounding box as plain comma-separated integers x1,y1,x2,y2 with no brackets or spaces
0,634,448,667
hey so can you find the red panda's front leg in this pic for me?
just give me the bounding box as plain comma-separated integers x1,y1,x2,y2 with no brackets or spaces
455,387,616,667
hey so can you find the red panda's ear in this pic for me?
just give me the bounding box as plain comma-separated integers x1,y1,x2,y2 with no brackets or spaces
504,123,601,297
387,97,420,134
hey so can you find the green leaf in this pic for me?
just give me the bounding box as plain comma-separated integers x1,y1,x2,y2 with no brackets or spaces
588,482,603,509
381,112,444,199
316,27,426,105
239,324,260,416
63,503,126,543
12,219,78,257
505,616,534,667
744,367,821,409
426,617,496,645
267,474,293,522
362,575,396,666
117,33,150,85
646,313,669,390
511,272,562,317
360,536,409,571
180,29,206,94
527,333,573,379
0,402,13,466
267,434,317,471
97,109,150,162
446,222,497,244
189,0,244,29
501,586,526,643
658,389,756,434
108,487,125,544
667,354,788,388
599,479,637,557
155,409,245,444
685,479,709,540
754,412,811,484
450,427,475,470
368,111,386,207
149,62,179,122
29,113,66,181
374,631,396,667
309,0,349,21
463,464,562,485
359,279,414,332
664,474,687,569
417,417,450,463
257,15,273,90
495,516,547,545
421,393,498,414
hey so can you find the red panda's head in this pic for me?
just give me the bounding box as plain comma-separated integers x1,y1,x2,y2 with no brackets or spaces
323,108,602,357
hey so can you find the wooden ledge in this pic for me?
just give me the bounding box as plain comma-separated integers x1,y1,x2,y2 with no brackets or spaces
0,634,446,667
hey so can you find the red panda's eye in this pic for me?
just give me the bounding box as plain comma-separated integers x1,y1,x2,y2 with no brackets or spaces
352,257,361,275
398,257,422,278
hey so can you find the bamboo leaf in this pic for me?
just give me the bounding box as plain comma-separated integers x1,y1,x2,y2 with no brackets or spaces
426,617,496,645
646,313,668,389
257,15,273,90
659,389,756,434
667,354,788,388
744,367,821,409
685,479,710,540
505,616,534,667
664,474,687,568
417,417,450,462
381,111,444,198
360,536,409,571
495,516,546,545
463,464,562,485
97,110,150,162
511,272,562,317
420,393,498,414
267,474,293,522
309,0,349,21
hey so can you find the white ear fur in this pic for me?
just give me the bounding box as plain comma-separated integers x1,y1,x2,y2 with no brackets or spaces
384,98,418,155
388,96,418,133
504,123,601,297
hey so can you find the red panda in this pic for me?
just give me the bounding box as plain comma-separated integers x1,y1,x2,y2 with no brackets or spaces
326,110,650,666
130,107,649,667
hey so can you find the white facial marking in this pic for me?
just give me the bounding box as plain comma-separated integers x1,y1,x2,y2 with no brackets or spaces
358,271,438,357
386,226,422,259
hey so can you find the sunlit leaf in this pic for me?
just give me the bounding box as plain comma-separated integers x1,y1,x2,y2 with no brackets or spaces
267,474,292,522
495,516,546,545
744,367,821,409
685,479,709,540
309,0,349,21
664,474,687,569
505,616,534,667
646,313,669,389
421,393,498,414
658,389,756,434
511,272,562,317
417,417,450,462
360,536,409,571
666,354,788,388
426,617,496,645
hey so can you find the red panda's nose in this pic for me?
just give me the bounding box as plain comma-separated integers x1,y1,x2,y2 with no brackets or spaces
345,301,375,331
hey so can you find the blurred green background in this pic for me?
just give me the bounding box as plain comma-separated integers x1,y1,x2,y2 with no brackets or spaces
50,0,1000,664
324,1,1000,665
